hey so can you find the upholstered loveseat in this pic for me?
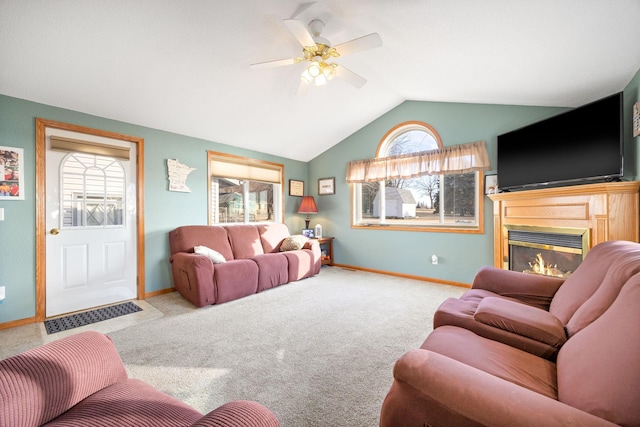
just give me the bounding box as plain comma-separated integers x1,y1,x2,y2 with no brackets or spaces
0,331,280,427
169,223,321,307
380,240,640,426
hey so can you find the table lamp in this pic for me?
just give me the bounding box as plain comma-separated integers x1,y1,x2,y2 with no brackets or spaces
297,196,318,229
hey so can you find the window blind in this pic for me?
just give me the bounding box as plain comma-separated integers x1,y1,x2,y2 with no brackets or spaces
210,156,281,184
50,136,131,160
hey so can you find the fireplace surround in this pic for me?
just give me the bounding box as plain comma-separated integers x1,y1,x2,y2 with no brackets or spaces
489,181,640,270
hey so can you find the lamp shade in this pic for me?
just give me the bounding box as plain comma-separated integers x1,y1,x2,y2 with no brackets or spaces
297,196,318,214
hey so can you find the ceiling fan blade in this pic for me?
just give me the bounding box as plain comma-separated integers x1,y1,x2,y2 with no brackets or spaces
283,19,316,48
335,65,367,89
290,2,315,19
334,33,382,56
296,80,310,96
250,58,298,70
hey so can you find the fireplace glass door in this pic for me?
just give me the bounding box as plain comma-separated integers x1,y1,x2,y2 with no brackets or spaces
506,226,589,279
510,244,582,278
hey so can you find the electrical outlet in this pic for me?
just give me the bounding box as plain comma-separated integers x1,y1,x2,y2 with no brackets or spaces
431,255,438,265
0,286,5,304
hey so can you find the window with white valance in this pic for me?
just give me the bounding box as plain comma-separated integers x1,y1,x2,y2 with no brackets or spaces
350,122,491,232
346,140,491,183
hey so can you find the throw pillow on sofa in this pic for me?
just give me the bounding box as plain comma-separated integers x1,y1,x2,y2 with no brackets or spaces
194,245,226,264
280,235,308,252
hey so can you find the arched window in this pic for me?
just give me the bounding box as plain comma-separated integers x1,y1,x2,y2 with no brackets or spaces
61,153,126,227
351,121,484,232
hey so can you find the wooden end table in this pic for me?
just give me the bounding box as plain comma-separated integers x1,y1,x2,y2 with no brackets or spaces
315,237,334,266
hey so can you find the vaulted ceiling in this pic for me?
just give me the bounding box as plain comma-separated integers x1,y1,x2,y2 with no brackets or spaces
2,1,639,161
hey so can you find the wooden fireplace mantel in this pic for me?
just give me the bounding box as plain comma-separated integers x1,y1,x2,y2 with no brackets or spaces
488,181,640,268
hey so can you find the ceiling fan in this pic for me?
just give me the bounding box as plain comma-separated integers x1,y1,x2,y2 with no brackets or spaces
251,17,382,91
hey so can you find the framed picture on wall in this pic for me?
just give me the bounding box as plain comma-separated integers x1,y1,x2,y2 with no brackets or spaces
633,101,640,138
289,179,304,196
0,146,24,200
318,177,335,195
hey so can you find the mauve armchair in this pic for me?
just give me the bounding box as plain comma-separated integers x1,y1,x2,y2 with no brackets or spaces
0,331,280,427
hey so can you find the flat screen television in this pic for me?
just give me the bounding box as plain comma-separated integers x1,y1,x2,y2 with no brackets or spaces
497,92,623,191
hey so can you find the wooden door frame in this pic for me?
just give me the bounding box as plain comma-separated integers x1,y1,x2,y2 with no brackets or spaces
35,118,145,321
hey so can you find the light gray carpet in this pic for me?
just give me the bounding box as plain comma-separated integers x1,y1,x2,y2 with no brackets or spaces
108,267,465,427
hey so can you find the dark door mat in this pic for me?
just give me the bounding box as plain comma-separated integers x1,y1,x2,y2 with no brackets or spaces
44,301,142,334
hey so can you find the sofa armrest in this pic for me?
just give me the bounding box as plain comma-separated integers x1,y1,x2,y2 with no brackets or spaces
191,400,280,426
472,266,565,309
474,297,567,348
169,252,216,307
381,349,616,427
302,238,319,251
0,331,128,427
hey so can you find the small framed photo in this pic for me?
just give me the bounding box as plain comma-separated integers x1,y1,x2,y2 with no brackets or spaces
318,177,335,195
633,101,639,137
302,228,315,238
289,179,304,197
484,174,498,195
0,146,24,200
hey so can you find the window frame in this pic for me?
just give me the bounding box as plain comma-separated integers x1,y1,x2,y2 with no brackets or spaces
207,151,284,225
350,121,484,234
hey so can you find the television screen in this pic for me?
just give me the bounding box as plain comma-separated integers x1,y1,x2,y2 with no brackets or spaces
497,92,623,191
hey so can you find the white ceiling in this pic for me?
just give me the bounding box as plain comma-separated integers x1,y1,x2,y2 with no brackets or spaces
2,1,639,162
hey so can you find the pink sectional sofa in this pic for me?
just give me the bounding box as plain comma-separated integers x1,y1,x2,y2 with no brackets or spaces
0,331,280,427
380,240,640,426
169,223,321,307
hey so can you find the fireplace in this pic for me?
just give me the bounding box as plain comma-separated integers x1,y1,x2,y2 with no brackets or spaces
505,225,589,278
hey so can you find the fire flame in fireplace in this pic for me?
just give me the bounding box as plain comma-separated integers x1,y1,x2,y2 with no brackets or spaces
526,253,570,278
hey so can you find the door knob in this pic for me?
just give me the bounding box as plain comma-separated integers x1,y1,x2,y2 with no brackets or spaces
50,228,60,235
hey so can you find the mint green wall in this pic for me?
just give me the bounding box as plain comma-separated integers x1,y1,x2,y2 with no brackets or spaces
3,69,639,324
0,95,308,324
623,67,640,180
308,100,569,284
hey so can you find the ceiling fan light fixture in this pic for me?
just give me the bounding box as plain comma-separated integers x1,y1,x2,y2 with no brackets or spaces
314,73,327,86
323,64,337,80
300,69,313,84
308,62,321,77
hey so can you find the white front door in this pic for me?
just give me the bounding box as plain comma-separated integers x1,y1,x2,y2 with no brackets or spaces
45,129,137,317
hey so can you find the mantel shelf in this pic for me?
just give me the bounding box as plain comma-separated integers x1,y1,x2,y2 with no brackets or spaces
489,181,640,202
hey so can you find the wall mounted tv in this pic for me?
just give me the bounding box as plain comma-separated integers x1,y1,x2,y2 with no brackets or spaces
497,92,623,191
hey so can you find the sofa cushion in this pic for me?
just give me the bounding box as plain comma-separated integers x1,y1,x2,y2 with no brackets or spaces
194,245,226,264
226,225,265,259
213,260,259,303
422,325,558,399
252,253,289,292
282,249,315,281
257,223,291,253
280,235,308,252
169,226,234,261
556,272,640,426
474,297,566,348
